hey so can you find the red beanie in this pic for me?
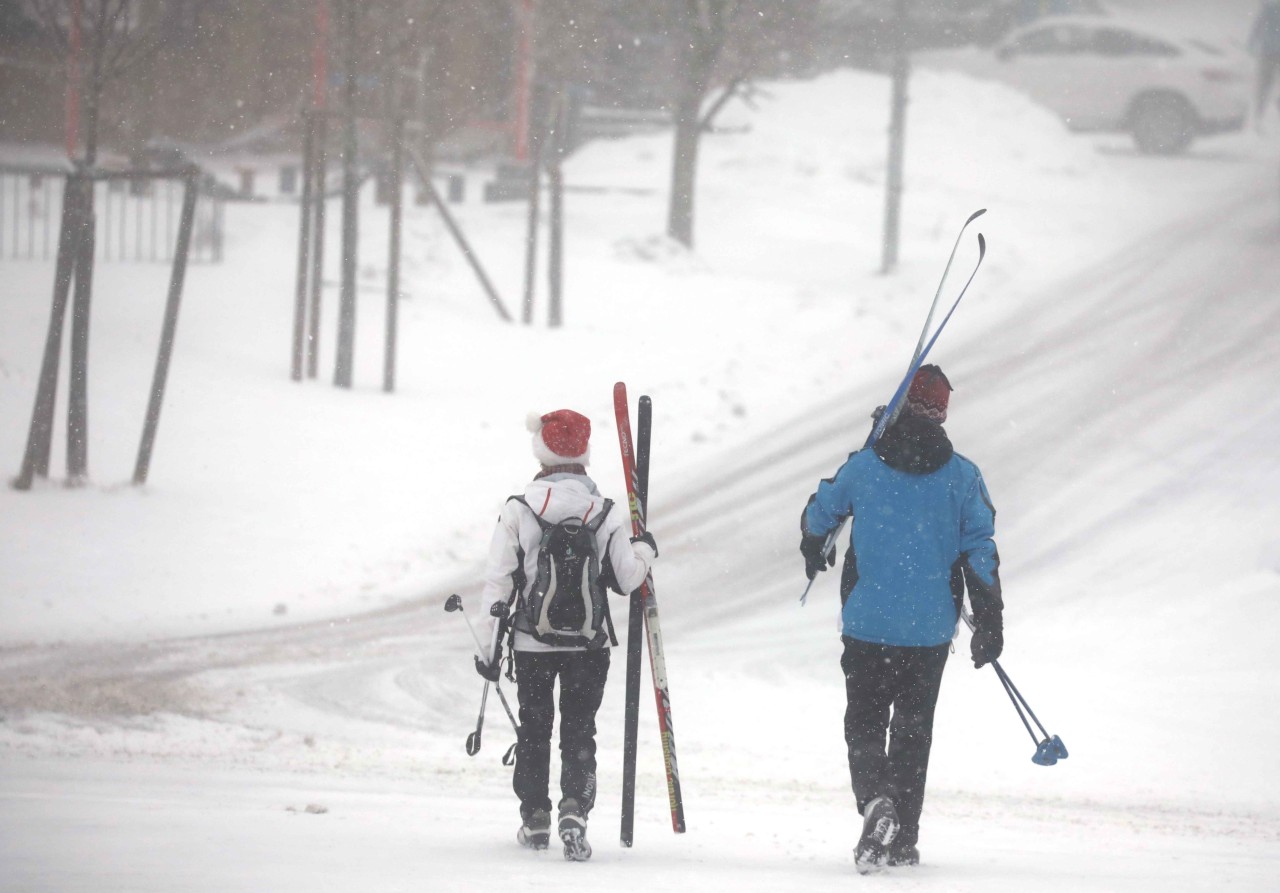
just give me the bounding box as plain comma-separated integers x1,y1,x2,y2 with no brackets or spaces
906,365,952,423
528,409,591,466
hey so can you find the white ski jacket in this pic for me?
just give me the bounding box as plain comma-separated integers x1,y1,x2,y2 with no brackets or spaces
480,471,656,655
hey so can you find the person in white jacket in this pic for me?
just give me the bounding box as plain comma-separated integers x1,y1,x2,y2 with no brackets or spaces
476,408,657,861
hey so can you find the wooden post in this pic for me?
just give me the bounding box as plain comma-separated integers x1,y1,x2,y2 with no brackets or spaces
66,176,96,484
307,114,328,379
404,144,512,322
546,160,563,328
521,109,543,326
12,176,85,490
384,115,403,393
307,0,329,379
133,175,199,486
880,0,910,275
292,112,316,381
546,93,567,328
333,0,359,388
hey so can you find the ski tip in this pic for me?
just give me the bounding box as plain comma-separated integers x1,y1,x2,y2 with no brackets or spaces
977,232,986,256
640,395,651,407
967,208,988,223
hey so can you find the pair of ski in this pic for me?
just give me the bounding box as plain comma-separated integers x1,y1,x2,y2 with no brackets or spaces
800,208,988,605
613,383,686,844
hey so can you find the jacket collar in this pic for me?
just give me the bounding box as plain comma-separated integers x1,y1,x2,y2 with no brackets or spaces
873,412,954,474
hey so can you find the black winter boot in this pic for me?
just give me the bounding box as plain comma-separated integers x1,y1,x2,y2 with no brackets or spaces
558,797,591,862
854,797,900,875
517,808,551,850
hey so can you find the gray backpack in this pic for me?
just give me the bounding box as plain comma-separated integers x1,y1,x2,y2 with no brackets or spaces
508,497,617,649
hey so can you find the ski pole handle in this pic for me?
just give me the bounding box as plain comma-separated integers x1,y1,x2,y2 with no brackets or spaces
799,521,844,605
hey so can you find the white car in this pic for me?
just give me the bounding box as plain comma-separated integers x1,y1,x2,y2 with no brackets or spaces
917,16,1250,154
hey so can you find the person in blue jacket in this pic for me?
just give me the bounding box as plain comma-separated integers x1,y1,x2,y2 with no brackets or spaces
800,365,1003,874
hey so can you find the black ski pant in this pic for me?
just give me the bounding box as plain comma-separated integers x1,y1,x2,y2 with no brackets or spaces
513,648,610,821
841,636,950,848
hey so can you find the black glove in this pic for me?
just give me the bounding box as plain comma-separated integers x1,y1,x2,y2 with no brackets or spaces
970,625,1003,669
800,533,836,581
630,530,658,558
474,654,501,682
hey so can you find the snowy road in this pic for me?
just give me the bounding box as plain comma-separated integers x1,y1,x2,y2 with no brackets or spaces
4,150,1280,890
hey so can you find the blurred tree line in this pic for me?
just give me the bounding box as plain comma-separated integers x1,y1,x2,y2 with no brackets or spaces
0,0,828,152
0,0,1020,247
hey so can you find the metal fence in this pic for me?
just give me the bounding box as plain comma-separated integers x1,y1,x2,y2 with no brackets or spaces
0,165,224,263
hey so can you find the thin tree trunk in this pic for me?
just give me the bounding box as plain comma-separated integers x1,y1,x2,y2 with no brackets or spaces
67,180,96,483
881,0,910,274
547,157,563,327
13,179,86,490
334,0,359,388
384,111,403,393
666,87,703,248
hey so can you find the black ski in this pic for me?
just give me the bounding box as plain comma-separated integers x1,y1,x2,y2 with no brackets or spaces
620,395,651,847
614,382,686,835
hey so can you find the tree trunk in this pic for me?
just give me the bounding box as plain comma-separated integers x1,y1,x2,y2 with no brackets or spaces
880,0,910,275
67,179,96,484
547,157,563,327
666,86,703,249
334,0,359,388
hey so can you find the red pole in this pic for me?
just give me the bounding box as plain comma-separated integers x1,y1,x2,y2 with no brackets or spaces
65,0,82,160
313,0,330,110
513,0,534,161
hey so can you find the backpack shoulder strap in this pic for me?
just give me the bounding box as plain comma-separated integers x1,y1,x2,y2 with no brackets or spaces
508,494,551,532
586,498,613,533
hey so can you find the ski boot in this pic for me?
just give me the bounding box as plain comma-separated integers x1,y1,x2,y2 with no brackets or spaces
854,796,900,875
558,798,592,862
517,808,551,850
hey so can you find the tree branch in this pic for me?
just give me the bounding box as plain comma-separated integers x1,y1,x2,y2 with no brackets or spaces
698,74,743,132
27,0,70,54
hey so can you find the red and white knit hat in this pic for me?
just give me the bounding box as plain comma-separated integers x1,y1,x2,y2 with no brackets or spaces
528,409,591,466
906,364,953,423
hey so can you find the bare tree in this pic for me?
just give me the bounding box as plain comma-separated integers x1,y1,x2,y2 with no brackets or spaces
28,0,152,163
664,0,815,249
666,0,737,248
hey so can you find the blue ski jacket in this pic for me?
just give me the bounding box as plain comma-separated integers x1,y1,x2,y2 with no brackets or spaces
802,415,1001,647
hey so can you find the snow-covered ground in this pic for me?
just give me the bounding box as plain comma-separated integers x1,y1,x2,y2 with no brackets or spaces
3,61,1280,891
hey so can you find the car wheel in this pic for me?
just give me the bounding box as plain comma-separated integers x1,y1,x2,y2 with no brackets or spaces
1130,94,1196,155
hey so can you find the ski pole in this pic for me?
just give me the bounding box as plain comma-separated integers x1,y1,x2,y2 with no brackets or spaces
445,594,520,734
467,681,490,756
445,595,519,763
990,659,1039,746
960,607,1068,766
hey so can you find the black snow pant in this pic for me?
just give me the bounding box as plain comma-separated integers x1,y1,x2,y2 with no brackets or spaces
512,648,610,822
841,636,950,848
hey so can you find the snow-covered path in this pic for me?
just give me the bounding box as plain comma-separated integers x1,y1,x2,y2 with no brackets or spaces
3,756,1272,893
3,151,1279,890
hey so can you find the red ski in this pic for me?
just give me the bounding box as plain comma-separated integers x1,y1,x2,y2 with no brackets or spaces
613,382,686,835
